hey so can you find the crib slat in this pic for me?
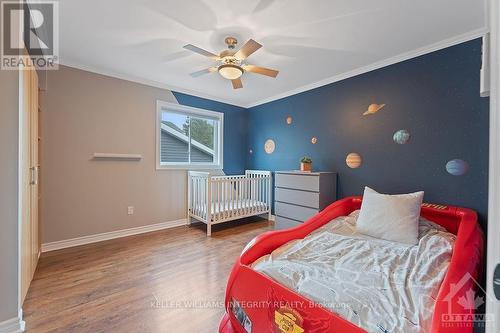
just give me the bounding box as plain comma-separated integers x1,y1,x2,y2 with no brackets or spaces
198,178,201,218
240,177,244,216
199,178,202,218
212,179,216,222
262,175,265,211
258,174,262,211
194,177,197,216
236,177,240,215
232,177,235,217
193,178,197,217
224,178,229,219
244,176,247,214
248,174,253,214
200,177,203,219
257,175,261,212
250,175,257,214
257,174,260,212
227,178,234,217
217,179,221,220
199,178,201,218
194,178,198,217
197,178,200,217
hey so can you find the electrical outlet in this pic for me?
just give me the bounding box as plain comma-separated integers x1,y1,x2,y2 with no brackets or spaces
127,206,134,215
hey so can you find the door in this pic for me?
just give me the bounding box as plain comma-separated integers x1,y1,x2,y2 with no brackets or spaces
20,55,40,302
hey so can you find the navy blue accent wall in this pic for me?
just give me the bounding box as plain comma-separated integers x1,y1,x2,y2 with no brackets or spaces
172,91,249,175
247,39,489,229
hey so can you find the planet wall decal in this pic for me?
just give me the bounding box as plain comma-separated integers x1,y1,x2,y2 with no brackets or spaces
393,129,410,144
286,116,293,125
264,139,275,154
363,103,386,116
446,159,469,176
311,137,318,144
346,153,362,168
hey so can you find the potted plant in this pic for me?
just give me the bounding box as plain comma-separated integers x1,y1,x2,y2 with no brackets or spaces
300,156,312,172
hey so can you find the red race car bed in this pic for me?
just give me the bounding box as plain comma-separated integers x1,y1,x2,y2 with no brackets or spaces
219,196,484,333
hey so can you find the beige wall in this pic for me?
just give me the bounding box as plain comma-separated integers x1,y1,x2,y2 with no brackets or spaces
0,69,21,321
41,66,188,243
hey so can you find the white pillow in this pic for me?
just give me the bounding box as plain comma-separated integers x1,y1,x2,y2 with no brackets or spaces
356,187,424,245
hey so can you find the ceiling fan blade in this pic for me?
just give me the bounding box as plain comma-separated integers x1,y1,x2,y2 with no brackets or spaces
243,64,279,78
231,78,243,89
234,39,262,60
189,67,217,77
183,44,220,59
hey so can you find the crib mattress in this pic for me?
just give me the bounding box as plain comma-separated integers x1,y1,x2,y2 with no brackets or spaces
251,210,456,333
193,199,268,216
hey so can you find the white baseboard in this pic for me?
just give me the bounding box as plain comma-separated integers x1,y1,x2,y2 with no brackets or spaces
256,213,275,221
41,218,187,253
0,310,25,333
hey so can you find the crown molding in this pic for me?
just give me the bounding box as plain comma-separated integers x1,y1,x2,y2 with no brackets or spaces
56,60,247,108
246,27,488,108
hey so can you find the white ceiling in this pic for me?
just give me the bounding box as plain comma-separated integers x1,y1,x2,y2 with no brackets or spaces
59,0,487,107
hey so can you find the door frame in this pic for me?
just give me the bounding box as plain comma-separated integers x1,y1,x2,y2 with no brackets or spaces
487,0,500,332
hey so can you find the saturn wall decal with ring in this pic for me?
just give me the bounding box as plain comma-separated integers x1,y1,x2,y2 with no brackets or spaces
363,103,386,116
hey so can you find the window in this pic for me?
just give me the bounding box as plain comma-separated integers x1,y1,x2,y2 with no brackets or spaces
156,101,223,169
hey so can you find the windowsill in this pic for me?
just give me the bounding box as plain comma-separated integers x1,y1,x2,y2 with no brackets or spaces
156,164,223,171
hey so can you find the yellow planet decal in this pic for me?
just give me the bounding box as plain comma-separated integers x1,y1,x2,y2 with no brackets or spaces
346,152,362,168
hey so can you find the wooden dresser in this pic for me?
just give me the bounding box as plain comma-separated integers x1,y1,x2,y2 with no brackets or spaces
274,171,337,229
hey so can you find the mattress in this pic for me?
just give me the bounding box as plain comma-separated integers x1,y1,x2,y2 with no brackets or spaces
251,210,456,333
193,199,267,215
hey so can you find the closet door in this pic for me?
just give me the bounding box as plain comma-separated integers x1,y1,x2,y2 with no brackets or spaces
29,67,39,274
20,57,40,302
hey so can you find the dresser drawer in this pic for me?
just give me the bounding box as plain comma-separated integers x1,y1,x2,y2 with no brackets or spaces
275,216,302,230
275,187,319,209
275,173,319,192
275,202,318,222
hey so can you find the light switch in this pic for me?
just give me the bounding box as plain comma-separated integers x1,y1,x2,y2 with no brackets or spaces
127,206,134,215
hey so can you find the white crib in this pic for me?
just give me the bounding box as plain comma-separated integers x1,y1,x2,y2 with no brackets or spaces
188,170,272,236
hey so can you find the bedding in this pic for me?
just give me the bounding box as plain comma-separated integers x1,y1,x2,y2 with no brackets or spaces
252,210,455,333
356,187,424,245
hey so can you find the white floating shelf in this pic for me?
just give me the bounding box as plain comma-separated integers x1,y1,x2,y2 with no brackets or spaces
92,153,142,161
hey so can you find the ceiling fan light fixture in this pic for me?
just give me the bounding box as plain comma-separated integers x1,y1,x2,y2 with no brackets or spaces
218,64,243,80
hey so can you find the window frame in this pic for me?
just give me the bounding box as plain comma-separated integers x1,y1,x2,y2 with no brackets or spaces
156,100,224,170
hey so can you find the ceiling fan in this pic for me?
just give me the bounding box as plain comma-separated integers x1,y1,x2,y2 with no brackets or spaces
183,37,279,89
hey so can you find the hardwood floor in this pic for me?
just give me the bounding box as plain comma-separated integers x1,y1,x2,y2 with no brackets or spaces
23,218,272,333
